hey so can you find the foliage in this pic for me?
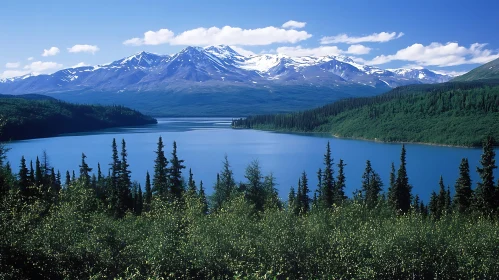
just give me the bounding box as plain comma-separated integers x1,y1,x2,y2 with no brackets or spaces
233,80,499,146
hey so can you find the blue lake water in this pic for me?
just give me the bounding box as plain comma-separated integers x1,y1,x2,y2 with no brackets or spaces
5,118,491,203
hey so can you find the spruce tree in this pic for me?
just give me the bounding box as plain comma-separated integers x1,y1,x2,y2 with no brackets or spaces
288,186,296,211
35,156,42,188
334,159,347,204
475,136,497,213
321,142,335,208
169,141,185,201
144,171,152,211
361,160,383,209
412,194,420,213
136,186,143,215
454,158,473,214
187,168,197,197
119,139,132,214
437,176,447,217
29,160,35,185
199,181,208,215
18,156,29,196
110,138,121,191
79,153,92,187
392,145,412,213
244,160,265,211
429,191,438,218
213,155,237,210
65,170,71,188
299,171,310,214
263,172,280,209
295,180,303,215
387,162,396,205
153,136,169,199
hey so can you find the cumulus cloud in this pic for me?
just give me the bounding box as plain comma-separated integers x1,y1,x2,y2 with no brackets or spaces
282,20,306,29
368,42,499,67
42,46,60,57
1,61,63,79
27,57,34,61
321,32,404,44
229,45,256,57
5,62,20,69
124,25,312,46
68,44,100,54
276,44,371,57
71,62,89,68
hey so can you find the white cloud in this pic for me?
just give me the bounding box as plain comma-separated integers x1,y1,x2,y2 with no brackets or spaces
430,69,468,77
276,44,371,57
347,44,372,55
0,61,63,79
229,45,256,57
67,44,100,54
71,62,89,68
368,42,499,67
5,62,20,69
321,32,404,44
282,20,306,29
24,61,63,73
124,25,312,46
27,57,34,61
42,46,60,57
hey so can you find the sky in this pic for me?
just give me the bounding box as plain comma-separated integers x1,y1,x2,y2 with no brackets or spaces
1,0,499,79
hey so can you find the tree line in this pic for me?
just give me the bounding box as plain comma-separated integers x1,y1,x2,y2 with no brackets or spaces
0,136,498,278
232,80,499,146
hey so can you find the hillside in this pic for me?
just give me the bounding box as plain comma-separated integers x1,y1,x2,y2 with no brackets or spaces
0,96,157,141
0,46,453,116
232,80,499,147
453,57,499,81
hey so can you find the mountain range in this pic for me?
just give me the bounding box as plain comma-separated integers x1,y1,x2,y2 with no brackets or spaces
0,45,456,116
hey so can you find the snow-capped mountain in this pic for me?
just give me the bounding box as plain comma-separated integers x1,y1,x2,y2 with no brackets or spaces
0,45,453,95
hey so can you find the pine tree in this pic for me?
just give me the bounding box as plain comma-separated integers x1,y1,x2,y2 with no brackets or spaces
334,159,347,204
35,156,42,188
391,145,412,213
412,194,420,213
199,181,208,215
263,172,280,209
361,160,383,209
187,168,197,197
213,155,237,210
437,176,447,217
110,138,121,191
136,186,143,215
387,162,396,205
299,171,310,214
475,136,497,213
144,171,152,211
18,156,29,196
169,141,186,201
118,139,132,215
79,153,92,187
65,170,71,188
429,191,438,218
153,136,169,199
454,158,473,214
29,160,35,185
244,160,265,211
288,186,296,212
321,142,335,208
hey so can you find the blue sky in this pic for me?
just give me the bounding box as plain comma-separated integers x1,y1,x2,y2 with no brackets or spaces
1,0,498,78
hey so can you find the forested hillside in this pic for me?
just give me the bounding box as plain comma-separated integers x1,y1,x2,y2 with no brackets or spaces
233,80,499,146
0,96,157,141
453,57,499,81
0,137,498,278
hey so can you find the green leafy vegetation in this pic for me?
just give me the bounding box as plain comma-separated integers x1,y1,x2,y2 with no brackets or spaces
0,95,157,141
1,135,499,279
232,80,499,146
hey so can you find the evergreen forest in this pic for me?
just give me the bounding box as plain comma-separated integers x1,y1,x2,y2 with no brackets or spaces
1,133,499,279
232,80,499,147
0,95,157,141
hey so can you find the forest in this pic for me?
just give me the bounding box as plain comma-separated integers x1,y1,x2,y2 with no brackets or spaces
232,80,499,147
0,133,498,279
0,95,157,141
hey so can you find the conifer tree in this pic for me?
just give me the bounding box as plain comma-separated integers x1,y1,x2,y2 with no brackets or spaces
299,171,310,214
288,186,296,211
118,139,132,214
65,170,71,188
245,160,265,211
35,156,42,188
187,168,197,197
412,194,420,213
321,142,335,207
213,156,237,210
144,171,152,211
199,181,208,215
153,136,169,199
361,160,383,209
474,136,497,213
136,186,143,215
388,162,396,204
391,145,412,213
263,172,280,209
110,138,121,190
437,176,447,217
169,141,185,200
335,159,347,204
18,156,29,196
429,191,438,217
454,158,473,213
29,160,35,185
79,153,92,187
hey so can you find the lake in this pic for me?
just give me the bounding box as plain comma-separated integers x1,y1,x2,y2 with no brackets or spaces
5,118,491,203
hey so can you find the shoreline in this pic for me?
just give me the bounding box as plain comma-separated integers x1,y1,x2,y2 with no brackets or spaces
233,126,481,148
